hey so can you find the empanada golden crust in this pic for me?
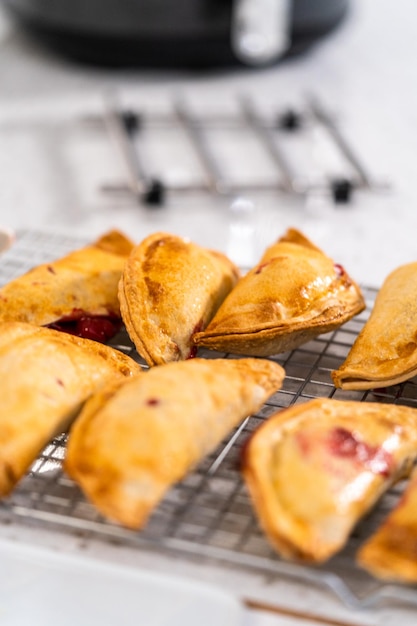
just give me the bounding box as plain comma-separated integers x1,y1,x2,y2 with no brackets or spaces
0,230,134,328
242,398,417,563
332,262,417,390
118,232,239,366
64,357,284,530
0,321,141,497
193,228,365,357
357,467,417,583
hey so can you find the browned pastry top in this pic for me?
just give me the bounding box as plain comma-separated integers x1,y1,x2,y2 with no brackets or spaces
333,261,417,389
242,397,417,563
193,228,365,356
357,466,417,583
65,356,284,529
0,230,134,326
118,231,239,366
0,321,141,497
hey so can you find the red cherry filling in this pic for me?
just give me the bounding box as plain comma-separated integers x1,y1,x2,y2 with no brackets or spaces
46,314,122,343
334,263,345,277
328,427,393,477
146,398,160,406
188,319,204,359
255,260,271,275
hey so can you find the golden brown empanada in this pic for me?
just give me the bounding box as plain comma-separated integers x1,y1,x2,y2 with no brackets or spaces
65,357,284,529
0,230,134,341
357,466,417,582
193,228,365,356
118,232,239,366
333,262,417,390
242,398,417,563
0,321,141,497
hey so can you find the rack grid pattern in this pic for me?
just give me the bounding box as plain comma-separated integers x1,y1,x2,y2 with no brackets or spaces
1,230,416,611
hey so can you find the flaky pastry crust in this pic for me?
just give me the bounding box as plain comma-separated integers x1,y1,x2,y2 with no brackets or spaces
357,466,417,582
333,262,417,389
242,398,417,563
65,357,284,529
0,321,141,497
118,232,239,366
0,230,134,326
193,228,365,356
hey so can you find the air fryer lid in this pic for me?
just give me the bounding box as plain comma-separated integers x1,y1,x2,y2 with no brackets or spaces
4,0,350,67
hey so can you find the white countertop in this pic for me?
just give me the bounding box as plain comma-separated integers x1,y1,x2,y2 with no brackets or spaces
1,2,417,624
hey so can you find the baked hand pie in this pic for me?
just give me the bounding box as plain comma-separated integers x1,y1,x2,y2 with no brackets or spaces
242,398,417,563
64,357,284,529
333,262,417,390
118,232,239,366
357,467,417,582
0,321,141,497
193,228,365,357
0,230,134,342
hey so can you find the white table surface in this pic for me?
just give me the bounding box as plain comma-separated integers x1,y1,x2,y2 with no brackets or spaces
1,2,417,624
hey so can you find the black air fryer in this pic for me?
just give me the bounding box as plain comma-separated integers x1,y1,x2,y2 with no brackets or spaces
4,0,350,68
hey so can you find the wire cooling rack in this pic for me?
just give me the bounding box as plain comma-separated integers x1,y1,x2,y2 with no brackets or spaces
1,229,417,611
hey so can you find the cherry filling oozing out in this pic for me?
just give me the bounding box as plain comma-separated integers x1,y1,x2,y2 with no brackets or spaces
334,263,345,277
187,319,204,359
46,313,122,343
328,426,393,477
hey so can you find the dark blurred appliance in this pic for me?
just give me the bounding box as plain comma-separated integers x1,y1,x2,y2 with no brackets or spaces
4,0,350,68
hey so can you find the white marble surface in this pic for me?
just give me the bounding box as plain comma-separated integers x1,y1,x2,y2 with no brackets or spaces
1,2,417,625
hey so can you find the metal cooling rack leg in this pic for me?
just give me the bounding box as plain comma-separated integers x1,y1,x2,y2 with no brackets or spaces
308,96,373,190
103,93,166,206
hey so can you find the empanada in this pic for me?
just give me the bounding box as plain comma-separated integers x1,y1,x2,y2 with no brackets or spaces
0,321,141,497
65,357,284,529
357,467,417,582
193,228,365,356
242,398,417,563
333,262,417,390
118,232,239,366
0,230,134,341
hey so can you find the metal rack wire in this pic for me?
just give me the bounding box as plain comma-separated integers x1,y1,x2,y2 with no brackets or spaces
100,93,388,207
0,93,389,223
1,230,417,611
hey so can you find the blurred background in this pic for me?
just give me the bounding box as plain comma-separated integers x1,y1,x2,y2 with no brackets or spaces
0,0,416,285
